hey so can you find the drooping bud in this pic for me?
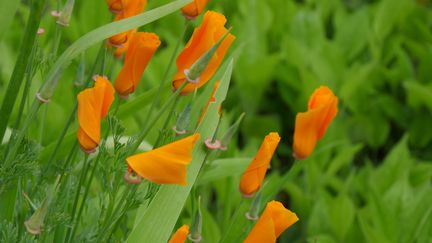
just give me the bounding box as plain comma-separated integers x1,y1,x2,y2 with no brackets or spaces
56,0,75,27
173,104,192,135
184,28,232,83
245,191,262,221
219,113,245,151
188,196,203,242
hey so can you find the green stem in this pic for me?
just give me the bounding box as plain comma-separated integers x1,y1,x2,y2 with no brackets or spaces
0,0,47,143
153,95,180,147
219,198,245,243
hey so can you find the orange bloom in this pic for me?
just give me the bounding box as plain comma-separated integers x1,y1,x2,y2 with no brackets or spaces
172,11,235,95
198,81,220,124
181,0,209,19
114,32,160,98
108,0,147,47
239,133,280,197
114,29,137,57
293,86,338,160
106,0,124,13
77,76,115,153
244,201,298,243
126,134,201,185
168,225,190,243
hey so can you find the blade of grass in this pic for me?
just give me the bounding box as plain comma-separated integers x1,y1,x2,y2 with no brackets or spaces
0,0,20,42
126,59,234,243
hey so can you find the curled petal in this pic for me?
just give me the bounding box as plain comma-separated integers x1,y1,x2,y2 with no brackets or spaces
181,0,209,19
168,225,190,243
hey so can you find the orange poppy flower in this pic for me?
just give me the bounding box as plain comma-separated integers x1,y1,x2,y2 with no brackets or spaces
77,76,115,153
239,132,280,197
198,81,220,124
114,32,160,98
293,86,338,160
106,0,124,13
181,0,209,19
168,225,190,243
172,11,235,95
126,133,201,185
108,0,147,47
114,29,137,57
244,201,299,243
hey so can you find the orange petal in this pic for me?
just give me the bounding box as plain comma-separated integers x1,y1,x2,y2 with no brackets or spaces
77,76,114,151
239,133,280,196
244,201,298,243
293,86,338,160
181,0,209,18
172,11,235,95
168,225,190,243
114,32,160,96
126,134,201,185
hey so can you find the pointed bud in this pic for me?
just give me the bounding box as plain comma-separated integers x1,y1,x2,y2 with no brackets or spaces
188,196,203,242
184,28,232,83
245,191,262,221
24,177,60,235
56,0,75,27
220,113,245,151
173,104,192,135
74,54,86,88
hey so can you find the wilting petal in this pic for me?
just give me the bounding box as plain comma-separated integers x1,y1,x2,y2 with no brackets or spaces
244,201,298,243
114,32,160,97
77,76,115,151
168,225,190,243
172,11,235,95
181,0,209,19
293,86,338,160
126,134,201,185
239,133,280,197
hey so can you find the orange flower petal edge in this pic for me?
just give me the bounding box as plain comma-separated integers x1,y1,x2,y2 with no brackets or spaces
168,225,190,243
126,133,201,185
114,32,161,98
293,86,338,160
239,132,281,197
77,76,115,153
198,80,220,124
172,11,235,95
181,0,209,19
244,201,299,243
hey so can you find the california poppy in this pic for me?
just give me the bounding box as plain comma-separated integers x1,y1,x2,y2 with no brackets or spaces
106,0,124,13
293,86,338,160
172,11,235,95
168,225,189,243
108,0,147,47
244,201,298,243
77,76,115,153
239,132,280,197
126,134,201,185
114,32,160,98
181,0,209,19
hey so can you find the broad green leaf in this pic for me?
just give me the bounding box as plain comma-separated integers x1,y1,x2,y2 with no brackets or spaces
126,59,234,243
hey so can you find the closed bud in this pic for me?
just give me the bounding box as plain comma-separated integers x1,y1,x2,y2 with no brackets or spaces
245,191,262,221
185,27,232,83
188,196,203,242
173,104,192,135
219,113,245,151
57,0,75,27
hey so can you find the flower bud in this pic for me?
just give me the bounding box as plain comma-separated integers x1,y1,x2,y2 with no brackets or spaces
56,0,75,27
245,191,262,221
188,196,203,242
219,113,245,151
173,104,192,135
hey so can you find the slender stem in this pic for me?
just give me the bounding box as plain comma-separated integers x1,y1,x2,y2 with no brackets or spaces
0,0,47,143
153,94,180,147
64,154,90,242
219,198,245,243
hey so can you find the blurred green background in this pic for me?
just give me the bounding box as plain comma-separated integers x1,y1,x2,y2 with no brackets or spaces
1,0,432,242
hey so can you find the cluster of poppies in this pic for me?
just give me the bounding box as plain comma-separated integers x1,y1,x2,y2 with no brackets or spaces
77,0,338,242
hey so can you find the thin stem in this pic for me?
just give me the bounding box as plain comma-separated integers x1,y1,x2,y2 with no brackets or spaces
153,94,180,147
64,154,90,242
219,198,245,243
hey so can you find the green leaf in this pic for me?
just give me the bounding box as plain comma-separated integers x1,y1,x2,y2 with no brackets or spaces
197,158,250,185
0,0,20,42
126,59,234,243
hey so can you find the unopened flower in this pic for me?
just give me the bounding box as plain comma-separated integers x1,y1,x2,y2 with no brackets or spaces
56,0,75,27
126,134,201,185
168,225,190,243
114,32,160,98
293,86,338,160
172,11,235,95
244,201,298,243
77,76,115,153
181,0,209,19
239,133,280,197
188,196,203,242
